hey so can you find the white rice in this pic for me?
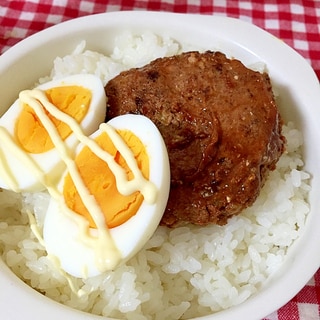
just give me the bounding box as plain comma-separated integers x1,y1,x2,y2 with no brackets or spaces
0,33,311,319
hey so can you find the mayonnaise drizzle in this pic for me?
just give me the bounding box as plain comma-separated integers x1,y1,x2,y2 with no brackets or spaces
26,209,86,296
0,88,158,274
0,126,52,192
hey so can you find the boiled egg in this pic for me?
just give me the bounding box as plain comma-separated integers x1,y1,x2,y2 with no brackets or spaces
43,114,170,278
0,74,106,192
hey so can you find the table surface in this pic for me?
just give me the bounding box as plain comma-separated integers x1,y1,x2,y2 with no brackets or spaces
0,1,320,320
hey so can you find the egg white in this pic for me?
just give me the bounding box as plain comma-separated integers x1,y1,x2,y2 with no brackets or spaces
0,74,106,192
43,114,170,278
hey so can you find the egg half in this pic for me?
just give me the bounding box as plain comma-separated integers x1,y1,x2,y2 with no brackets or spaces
0,74,106,192
43,114,170,278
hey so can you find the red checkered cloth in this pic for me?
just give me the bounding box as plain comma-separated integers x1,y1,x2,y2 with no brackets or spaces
1,0,320,79
0,1,320,319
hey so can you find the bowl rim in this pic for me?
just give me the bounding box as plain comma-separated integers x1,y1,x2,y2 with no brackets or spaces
0,10,320,320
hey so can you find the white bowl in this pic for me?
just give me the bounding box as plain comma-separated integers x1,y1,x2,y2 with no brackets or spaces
0,11,320,320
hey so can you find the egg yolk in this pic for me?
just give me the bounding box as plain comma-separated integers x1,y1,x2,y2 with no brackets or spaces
15,86,91,153
63,130,149,229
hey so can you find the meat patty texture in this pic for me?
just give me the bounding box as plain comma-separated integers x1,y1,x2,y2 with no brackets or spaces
105,51,285,227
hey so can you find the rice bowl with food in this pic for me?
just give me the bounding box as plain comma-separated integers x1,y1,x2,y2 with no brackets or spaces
0,11,320,320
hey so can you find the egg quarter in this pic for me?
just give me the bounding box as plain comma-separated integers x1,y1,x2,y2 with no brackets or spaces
43,114,171,278
0,74,107,192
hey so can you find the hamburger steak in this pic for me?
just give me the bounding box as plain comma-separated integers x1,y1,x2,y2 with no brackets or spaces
105,51,285,227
